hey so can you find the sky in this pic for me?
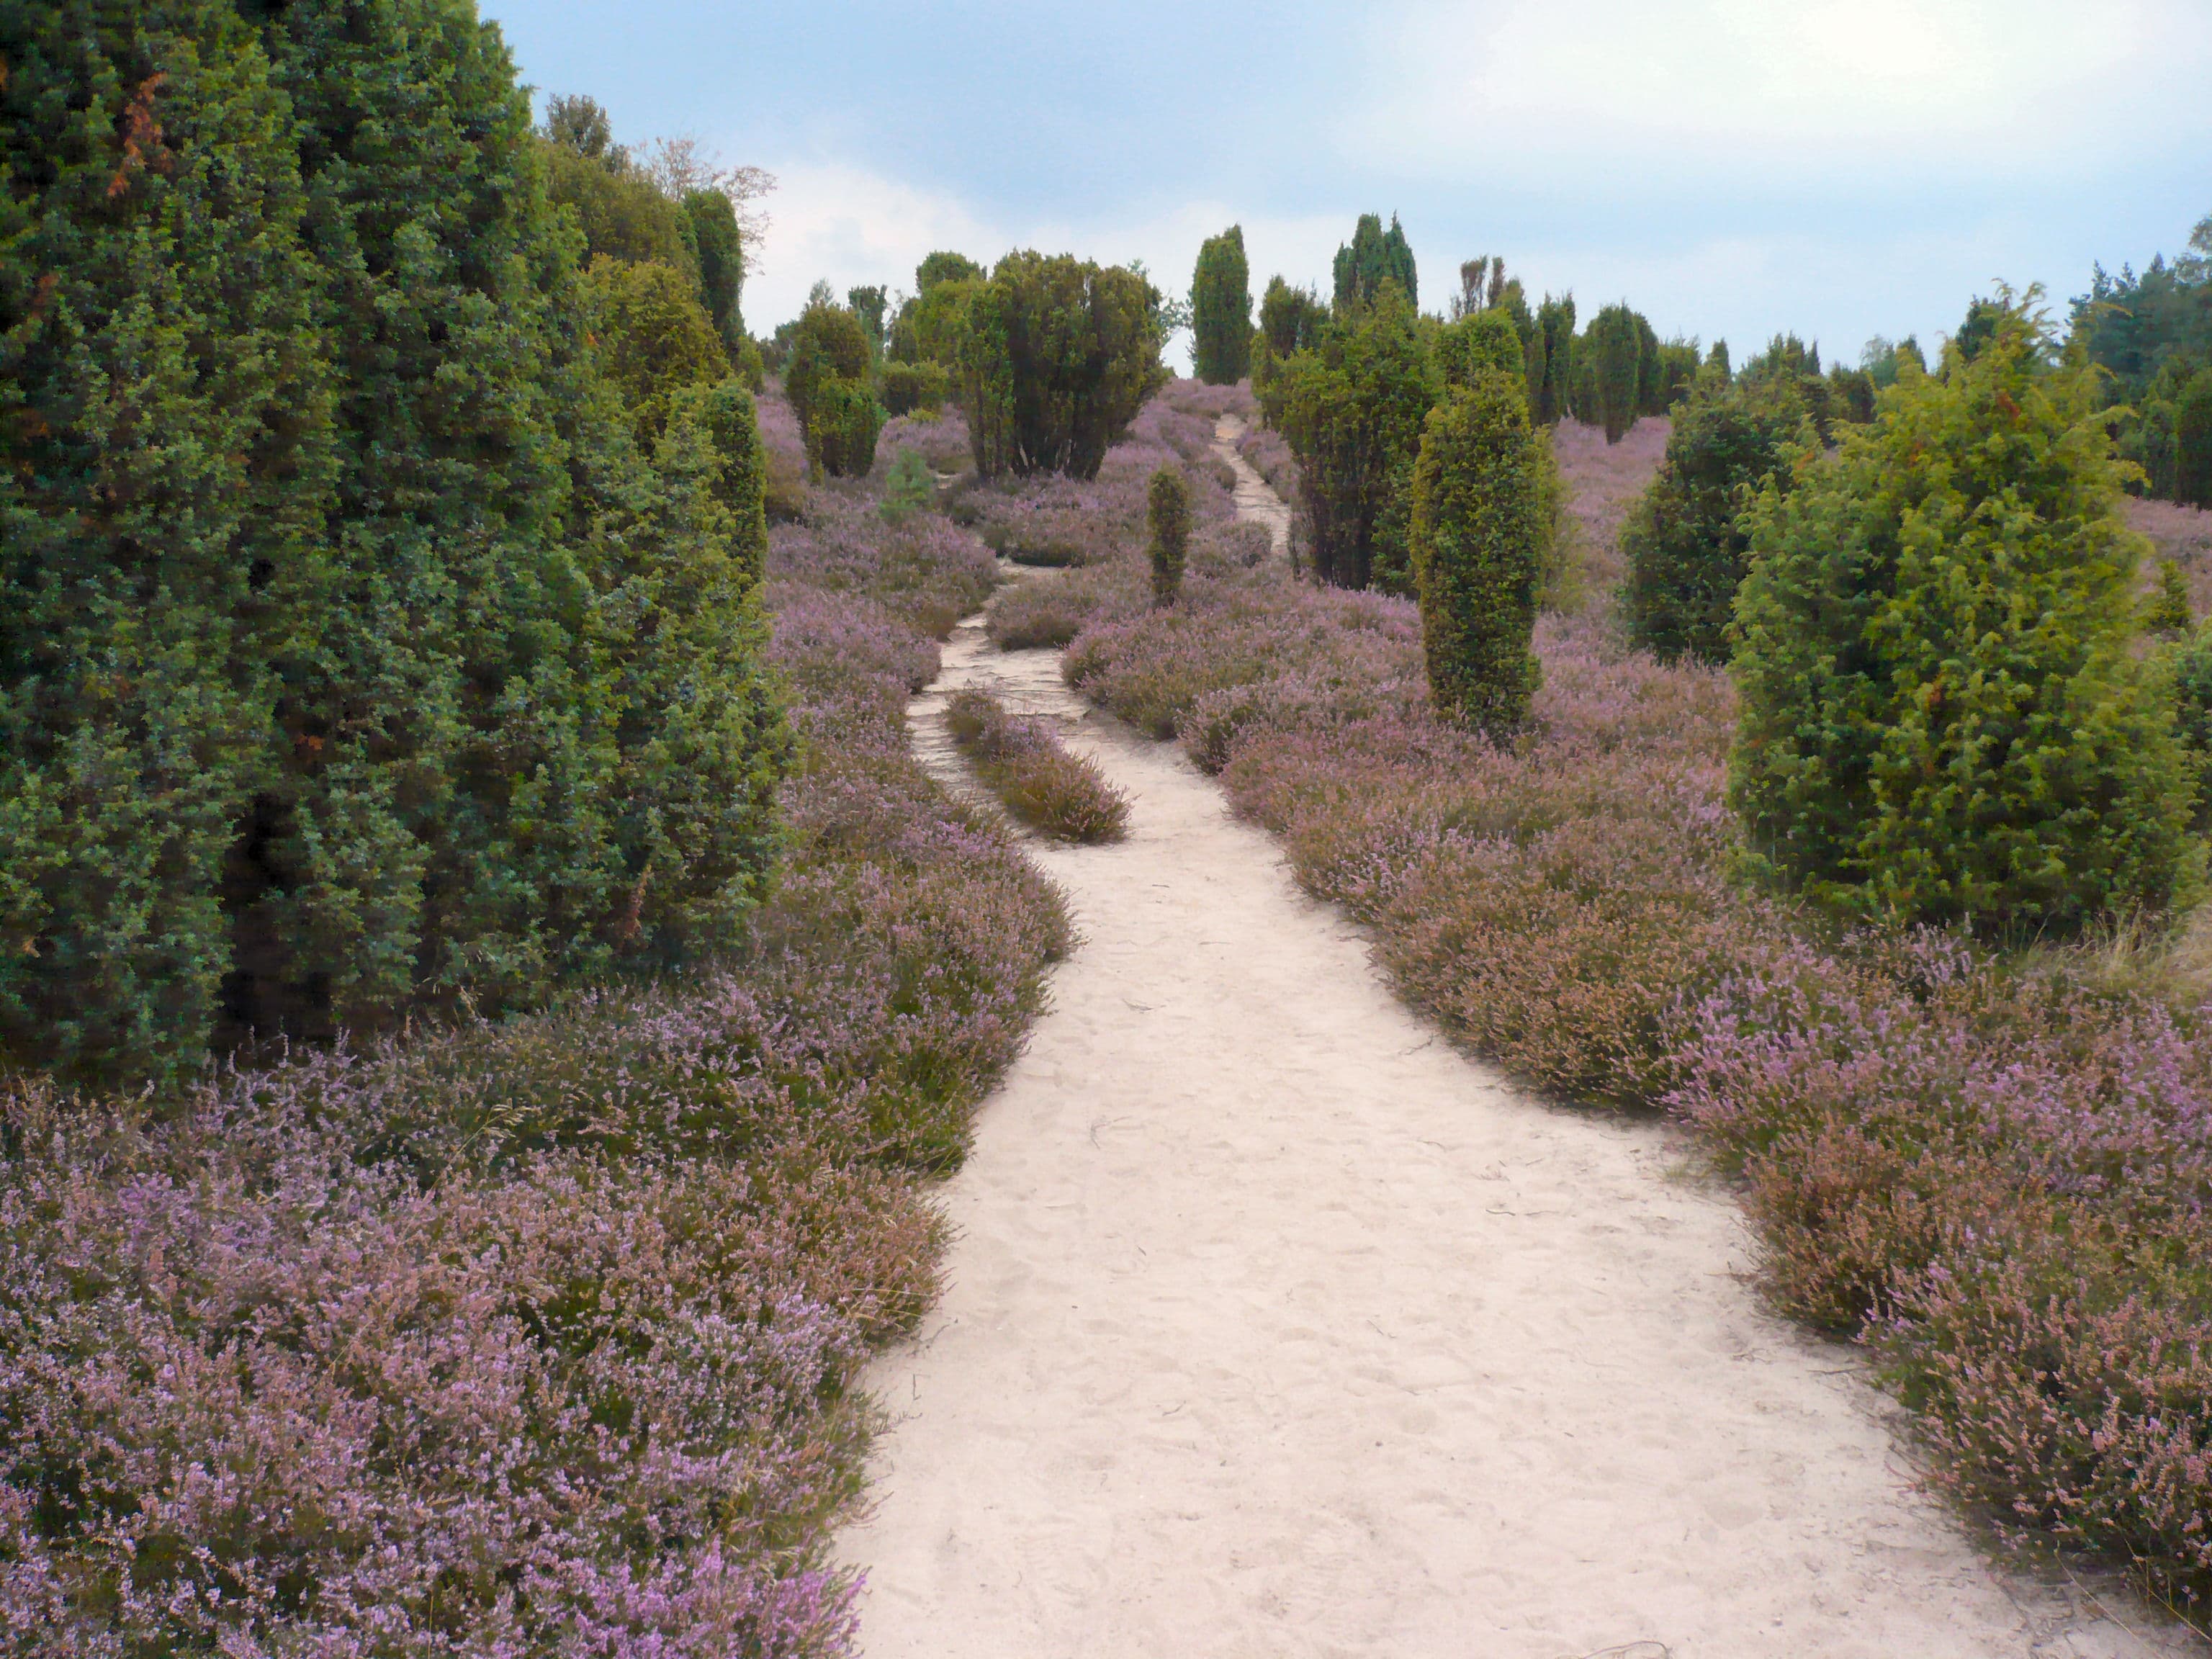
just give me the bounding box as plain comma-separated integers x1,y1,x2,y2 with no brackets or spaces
479,0,2212,373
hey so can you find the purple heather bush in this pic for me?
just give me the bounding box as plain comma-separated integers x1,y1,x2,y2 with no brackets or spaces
0,415,1068,1655
1047,387,2212,1609
945,688,1130,844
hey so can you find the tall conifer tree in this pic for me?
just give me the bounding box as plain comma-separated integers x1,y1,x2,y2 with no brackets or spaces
1190,225,1252,385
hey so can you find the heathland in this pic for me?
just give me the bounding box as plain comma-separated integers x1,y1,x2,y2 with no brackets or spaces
6,4,2212,1654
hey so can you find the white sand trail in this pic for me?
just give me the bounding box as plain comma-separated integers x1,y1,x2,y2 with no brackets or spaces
835,452,2191,1658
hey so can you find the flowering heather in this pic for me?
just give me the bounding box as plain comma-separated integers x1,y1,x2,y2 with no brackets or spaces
945,688,1130,843
1051,387,2212,1610
0,423,1068,1655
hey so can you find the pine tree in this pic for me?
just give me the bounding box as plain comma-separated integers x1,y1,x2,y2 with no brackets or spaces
1730,295,2195,934
1190,225,1253,385
2145,559,2195,636
1411,373,1545,736
1148,465,1192,604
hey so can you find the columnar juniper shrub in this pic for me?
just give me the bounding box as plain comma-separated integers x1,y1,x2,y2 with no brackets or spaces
1149,465,1192,604
1619,376,1806,663
1332,212,1417,310
0,0,791,1084
958,251,1168,480
944,688,1130,843
786,301,884,478
1264,281,1437,591
2146,558,2196,635
1578,302,1646,442
1731,297,2198,935
1528,293,1576,425
1411,374,1545,736
1191,225,1253,386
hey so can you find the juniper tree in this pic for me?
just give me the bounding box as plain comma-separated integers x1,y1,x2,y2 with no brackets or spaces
1148,465,1192,604
0,0,331,1082
1730,295,2195,934
1332,212,1418,310
786,300,884,476
959,251,1166,479
684,186,746,349
1581,303,1645,441
1620,377,1807,663
1529,294,1576,424
1411,372,1545,736
1270,281,1437,590
1190,225,1253,385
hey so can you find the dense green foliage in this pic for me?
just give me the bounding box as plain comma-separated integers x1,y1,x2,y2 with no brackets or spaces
1332,212,1417,310
1576,302,1644,441
683,185,745,348
1410,373,1544,736
1437,309,1524,387
2146,559,2195,637
2073,217,2212,503
1264,282,1437,590
541,109,698,281
1620,377,1807,663
881,358,950,415
786,300,884,477
1148,464,1191,605
958,251,1167,479
584,254,729,442
1190,224,1253,385
1259,275,1328,357
848,283,889,351
917,248,985,290
1730,301,2195,934
0,0,786,1085
1527,293,1575,424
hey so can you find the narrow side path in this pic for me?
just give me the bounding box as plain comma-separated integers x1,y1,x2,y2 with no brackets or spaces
1212,411,1291,556
838,545,2182,1659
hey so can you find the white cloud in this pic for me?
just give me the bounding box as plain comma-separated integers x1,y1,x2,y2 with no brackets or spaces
1353,0,2212,184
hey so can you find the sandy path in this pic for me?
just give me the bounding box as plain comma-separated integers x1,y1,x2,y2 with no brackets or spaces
1212,413,1291,556
837,503,2190,1658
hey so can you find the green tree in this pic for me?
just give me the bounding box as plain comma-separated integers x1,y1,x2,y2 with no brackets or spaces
2176,366,2212,508
1730,295,2195,935
1527,294,1576,424
958,251,1167,480
683,186,746,349
1148,465,1192,605
2145,559,2195,637
848,283,889,352
1269,281,1437,590
1259,276,1327,357
0,0,330,1083
1332,212,1417,310
1190,224,1253,385
1579,303,1644,441
917,249,984,289
1437,309,1524,386
785,300,882,477
1411,372,1545,736
539,118,698,282
584,255,729,444
1620,377,1807,663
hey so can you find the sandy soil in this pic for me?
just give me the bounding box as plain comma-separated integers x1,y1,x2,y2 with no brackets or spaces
835,485,2195,1659
1214,413,1291,556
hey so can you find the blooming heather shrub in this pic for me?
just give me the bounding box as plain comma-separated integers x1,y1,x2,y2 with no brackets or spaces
0,409,1068,1653
944,689,1130,843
